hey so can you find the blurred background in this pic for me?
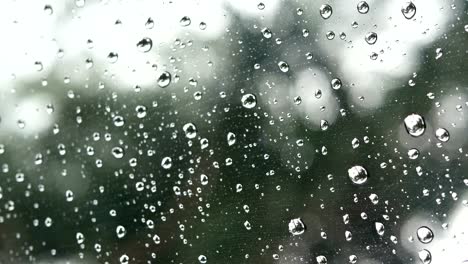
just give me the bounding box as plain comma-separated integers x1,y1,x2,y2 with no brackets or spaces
0,0,467,263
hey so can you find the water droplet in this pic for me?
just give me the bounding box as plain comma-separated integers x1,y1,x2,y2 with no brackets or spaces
199,22,207,30
365,32,378,45
357,1,369,14
113,115,125,127
417,226,434,244
153,234,161,244
294,96,302,105
375,222,385,236
65,190,74,202
261,28,272,39
331,78,342,90
404,114,426,137
183,123,197,139
435,48,443,60
326,31,335,40
116,225,126,238
418,249,432,264
401,2,416,19
408,148,419,159
107,52,118,63
241,94,257,109
112,147,124,159
435,128,450,142
278,61,289,72
157,71,171,88
145,17,154,29
257,2,265,10
348,165,368,185
136,37,153,53
320,120,329,131
316,255,328,264
161,157,172,169
198,255,207,263
44,5,53,15
319,4,333,19
119,254,129,264
180,16,191,27
288,218,306,235
76,232,85,244
227,132,236,146
200,174,209,185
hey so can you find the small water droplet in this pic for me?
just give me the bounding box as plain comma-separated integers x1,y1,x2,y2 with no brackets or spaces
316,255,328,264
435,48,443,60
112,147,124,159
227,132,236,146
161,157,172,169
257,2,265,10
198,255,207,263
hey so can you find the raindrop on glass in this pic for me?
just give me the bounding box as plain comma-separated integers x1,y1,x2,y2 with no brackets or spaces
357,1,369,14
435,128,450,142
241,94,257,109
180,16,191,27
288,218,305,235
157,71,171,88
347,165,368,185
183,123,198,139
278,61,289,72
365,32,378,45
401,2,416,19
404,114,426,137
136,37,153,53
417,226,434,244
319,4,333,19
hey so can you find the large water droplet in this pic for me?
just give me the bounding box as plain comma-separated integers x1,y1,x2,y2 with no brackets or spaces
417,226,434,244
180,16,191,27
157,71,171,88
112,147,124,159
375,222,385,236
357,1,369,14
183,123,197,139
316,255,328,264
288,218,305,235
319,4,333,19
241,94,257,109
278,61,289,72
107,52,119,63
161,157,172,169
347,165,368,185
365,32,378,45
404,114,426,137
401,2,416,19
331,78,342,90
261,28,272,39
136,37,153,53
